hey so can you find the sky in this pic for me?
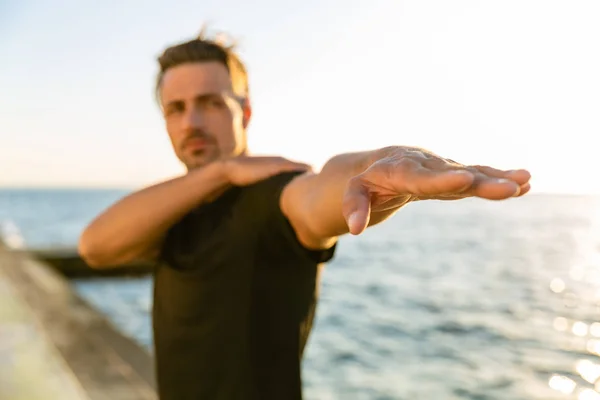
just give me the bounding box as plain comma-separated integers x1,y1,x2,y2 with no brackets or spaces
1,0,599,194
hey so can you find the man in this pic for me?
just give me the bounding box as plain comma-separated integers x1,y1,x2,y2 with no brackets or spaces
78,29,531,400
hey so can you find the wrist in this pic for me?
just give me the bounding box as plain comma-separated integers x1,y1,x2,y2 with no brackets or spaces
218,158,234,183
187,161,231,197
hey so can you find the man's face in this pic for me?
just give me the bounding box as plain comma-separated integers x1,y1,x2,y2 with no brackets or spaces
159,62,250,170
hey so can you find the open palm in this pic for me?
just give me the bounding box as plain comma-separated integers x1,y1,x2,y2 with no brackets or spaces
342,146,531,234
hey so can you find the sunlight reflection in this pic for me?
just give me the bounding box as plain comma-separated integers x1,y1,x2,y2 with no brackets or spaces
586,340,600,356
564,292,580,308
549,375,577,395
590,323,600,338
576,360,600,384
589,270,600,285
554,317,569,332
579,388,600,400
551,278,566,293
574,322,590,337
572,266,587,281
551,200,600,400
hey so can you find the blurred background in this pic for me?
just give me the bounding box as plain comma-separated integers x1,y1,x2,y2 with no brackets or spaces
1,0,599,399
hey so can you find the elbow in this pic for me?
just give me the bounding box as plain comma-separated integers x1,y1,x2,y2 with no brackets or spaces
78,239,104,269
77,232,115,269
78,230,153,269
80,256,106,269
287,207,337,250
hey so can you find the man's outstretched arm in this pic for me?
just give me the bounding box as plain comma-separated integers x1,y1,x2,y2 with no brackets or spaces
280,146,532,249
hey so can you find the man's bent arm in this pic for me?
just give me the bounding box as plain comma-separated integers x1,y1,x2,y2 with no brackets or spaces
280,148,397,249
78,162,229,268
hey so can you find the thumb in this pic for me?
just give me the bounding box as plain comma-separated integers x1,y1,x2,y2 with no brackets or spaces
342,177,372,235
279,161,313,173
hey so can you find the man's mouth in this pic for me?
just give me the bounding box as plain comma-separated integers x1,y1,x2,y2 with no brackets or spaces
183,138,211,151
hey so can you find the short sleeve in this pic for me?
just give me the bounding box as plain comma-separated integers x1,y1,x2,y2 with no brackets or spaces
245,171,337,264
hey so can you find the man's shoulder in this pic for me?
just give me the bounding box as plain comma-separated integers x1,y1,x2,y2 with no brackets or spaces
249,170,338,264
234,170,307,211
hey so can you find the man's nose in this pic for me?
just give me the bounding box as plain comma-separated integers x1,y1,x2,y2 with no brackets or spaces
182,107,205,131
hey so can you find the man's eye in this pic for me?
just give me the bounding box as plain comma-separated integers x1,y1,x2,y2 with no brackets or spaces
166,105,184,115
208,98,227,108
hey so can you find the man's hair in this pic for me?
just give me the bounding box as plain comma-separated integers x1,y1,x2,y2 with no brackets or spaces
155,26,249,101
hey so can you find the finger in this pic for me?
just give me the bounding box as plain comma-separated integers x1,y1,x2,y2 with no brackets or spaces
473,166,531,186
275,160,313,173
470,177,521,200
342,177,371,235
285,161,313,170
402,168,475,197
517,182,531,196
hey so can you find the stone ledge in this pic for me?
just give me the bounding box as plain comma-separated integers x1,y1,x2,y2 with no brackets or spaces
0,244,157,400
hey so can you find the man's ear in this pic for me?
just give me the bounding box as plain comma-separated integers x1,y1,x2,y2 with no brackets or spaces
242,97,252,129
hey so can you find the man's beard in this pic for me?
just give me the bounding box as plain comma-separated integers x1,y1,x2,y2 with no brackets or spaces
180,130,219,170
184,149,220,170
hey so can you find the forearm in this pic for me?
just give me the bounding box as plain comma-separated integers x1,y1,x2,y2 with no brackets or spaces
78,161,230,267
284,147,401,244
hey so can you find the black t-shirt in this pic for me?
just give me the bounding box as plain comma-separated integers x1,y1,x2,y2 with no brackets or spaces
153,171,336,400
